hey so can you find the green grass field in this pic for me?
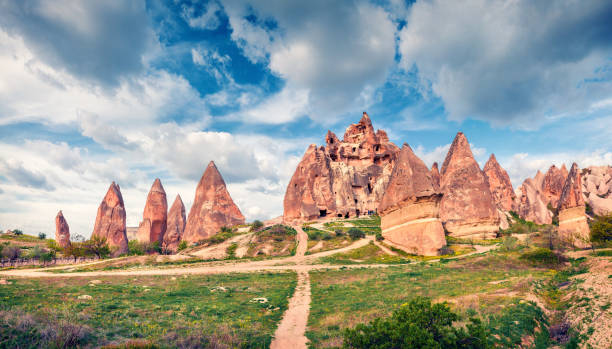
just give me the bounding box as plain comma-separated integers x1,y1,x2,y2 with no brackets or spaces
0,272,296,348
307,251,555,348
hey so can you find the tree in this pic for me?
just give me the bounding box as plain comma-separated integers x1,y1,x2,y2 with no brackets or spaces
1,245,22,260
590,213,612,248
72,234,86,242
343,297,488,349
12,229,23,236
64,242,85,262
83,235,110,258
38,232,46,240
251,220,264,232
348,228,365,240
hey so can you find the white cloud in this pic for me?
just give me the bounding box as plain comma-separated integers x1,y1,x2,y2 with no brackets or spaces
398,0,612,126
181,0,222,30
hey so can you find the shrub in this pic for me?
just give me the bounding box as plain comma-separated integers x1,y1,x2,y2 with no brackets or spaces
38,233,46,240
499,236,522,252
12,229,23,236
375,233,384,241
83,235,110,258
251,220,264,232
177,240,188,251
226,243,238,258
335,229,345,237
348,228,366,240
343,297,488,349
26,246,44,259
2,245,21,260
128,241,161,255
520,248,565,267
439,246,455,256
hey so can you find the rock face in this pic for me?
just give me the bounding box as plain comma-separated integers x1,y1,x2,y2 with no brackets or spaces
137,178,168,245
55,210,71,248
183,161,245,243
483,154,515,212
541,165,568,209
92,182,128,256
439,132,499,239
431,162,441,191
558,163,590,247
378,144,446,256
163,194,186,252
515,171,553,224
582,165,612,216
283,112,400,222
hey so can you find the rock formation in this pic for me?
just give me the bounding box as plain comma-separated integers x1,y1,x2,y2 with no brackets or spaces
378,144,446,256
515,171,553,224
558,163,590,247
54,210,71,248
283,112,400,222
581,166,612,216
431,162,441,191
483,154,515,212
182,161,245,243
541,164,568,208
163,194,186,252
92,182,128,256
439,132,499,239
136,178,168,245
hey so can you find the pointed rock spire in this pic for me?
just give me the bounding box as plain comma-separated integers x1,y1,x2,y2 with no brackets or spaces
343,111,377,144
483,154,515,211
541,165,568,208
92,182,128,256
558,163,585,211
183,161,245,243
137,178,168,245
439,132,499,239
163,194,186,252
431,162,441,191
55,210,71,248
558,163,589,247
378,145,446,256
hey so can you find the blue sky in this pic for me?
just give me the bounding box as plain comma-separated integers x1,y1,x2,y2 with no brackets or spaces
1,0,612,236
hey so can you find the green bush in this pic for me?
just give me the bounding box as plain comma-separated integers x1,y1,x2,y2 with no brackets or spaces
12,229,23,236
348,228,366,240
128,241,161,255
251,220,264,232
590,213,612,247
520,248,565,267
1,245,21,259
375,233,384,241
177,240,188,251
37,233,46,240
343,297,487,348
439,246,455,256
499,236,522,252
226,243,238,258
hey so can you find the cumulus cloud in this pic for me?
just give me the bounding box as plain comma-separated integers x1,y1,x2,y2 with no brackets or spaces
181,0,222,30
0,0,155,87
221,0,397,121
0,158,55,191
399,0,612,126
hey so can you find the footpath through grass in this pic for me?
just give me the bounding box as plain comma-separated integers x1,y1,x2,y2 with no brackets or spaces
0,272,296,348
307,252,555,348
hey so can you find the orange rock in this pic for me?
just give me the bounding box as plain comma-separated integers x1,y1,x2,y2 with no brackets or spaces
581,165,612,216
515,171,553,224
558,163,590,248
283,112,400,222
163,194,186,252
182,161,245,243
379,144,446,256
541,165,568,208
92,182,128,256
431,162,441,191
483,154,515,212
439,132,499,239
136,178,167,245
55,210,71,248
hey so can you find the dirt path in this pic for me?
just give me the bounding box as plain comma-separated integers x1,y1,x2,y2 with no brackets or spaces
294,225,308,258
270,270,311,349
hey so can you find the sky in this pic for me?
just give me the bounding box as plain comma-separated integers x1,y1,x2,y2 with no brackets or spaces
1,0,612,237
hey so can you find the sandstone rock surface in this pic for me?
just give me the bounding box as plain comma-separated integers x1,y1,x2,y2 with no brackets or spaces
439,132,499,239
284,112,400,222
431,162,441,191
55,210,71,248
581,165,612,216
379,144,446,256
515,171,553,225
163,194,186,252
542,165,568,209
183,161,245,243
92,182,128,256
483,154,515,212
136,178,168,245
558,163,590,248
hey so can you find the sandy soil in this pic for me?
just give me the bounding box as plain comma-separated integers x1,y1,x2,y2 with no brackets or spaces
270,270,311,349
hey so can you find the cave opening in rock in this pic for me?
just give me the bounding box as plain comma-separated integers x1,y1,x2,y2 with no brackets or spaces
319,209,327,217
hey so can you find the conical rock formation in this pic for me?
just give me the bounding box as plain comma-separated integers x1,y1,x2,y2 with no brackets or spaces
92,182,128,256
163,194,186,252
137,178,168,245
283,112,400,222
55,210,71,248
183,161,245,243
558,163,590,247
515,171,553,224
379,144,446,256
483,154,515,212
542,165,568,208
439,132,499,239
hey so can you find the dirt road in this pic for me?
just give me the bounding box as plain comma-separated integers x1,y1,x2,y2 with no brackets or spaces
270,270,311,349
